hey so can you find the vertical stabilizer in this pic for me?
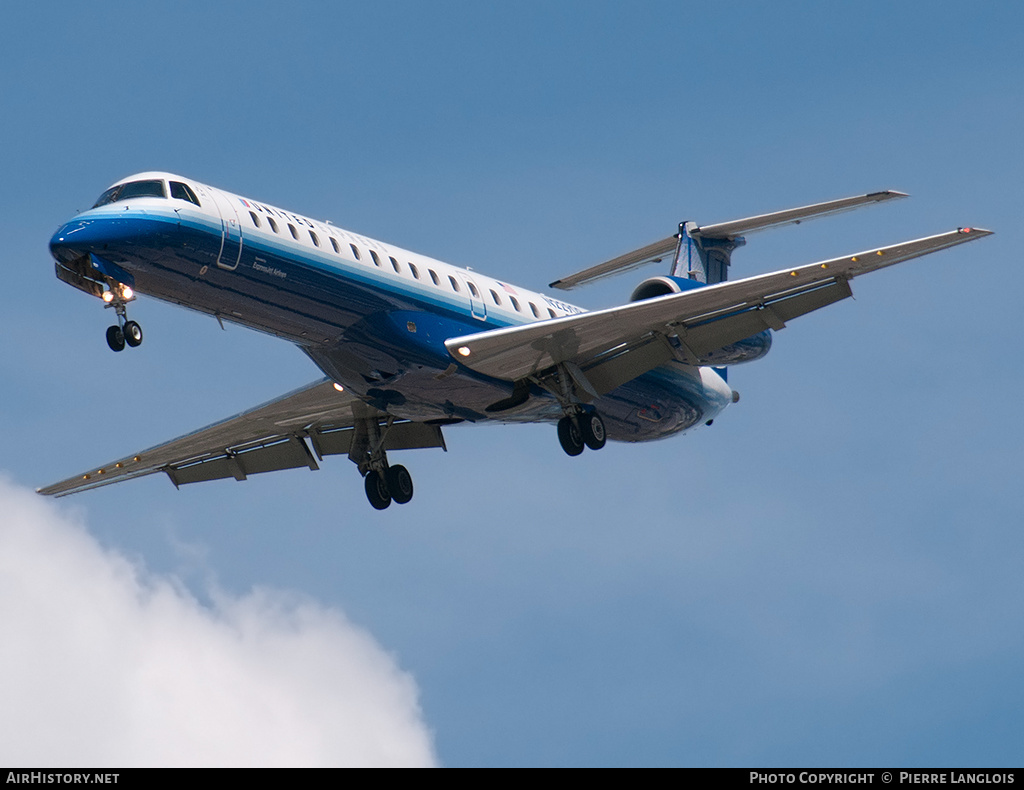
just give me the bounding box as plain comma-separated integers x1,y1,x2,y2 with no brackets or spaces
672,221,745,285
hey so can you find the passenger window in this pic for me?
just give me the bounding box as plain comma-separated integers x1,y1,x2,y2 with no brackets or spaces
529,302,540,318
330,237,340,253
350,244,361,260
169,181,201,206
370,250,381,267
390,256,401,273
468,282,480,297
309,230,320,247
288,224,298,240
490,289,501,305
448,276,461,292
249,211,261,228
510,297,521,312
429,270,439,286
268,217,279,233
548,308,557,318
409,263,420,279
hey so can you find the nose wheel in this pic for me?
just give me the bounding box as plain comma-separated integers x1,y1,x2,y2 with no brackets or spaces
106,325,125,352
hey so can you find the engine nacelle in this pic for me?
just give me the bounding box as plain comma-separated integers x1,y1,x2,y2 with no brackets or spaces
630,275,701,302
629,275,772,366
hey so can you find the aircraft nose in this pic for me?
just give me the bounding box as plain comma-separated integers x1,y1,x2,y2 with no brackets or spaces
50,220,97,265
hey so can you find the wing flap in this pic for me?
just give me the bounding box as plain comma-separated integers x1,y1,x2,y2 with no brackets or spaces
38,379,362,496
448,228,991,382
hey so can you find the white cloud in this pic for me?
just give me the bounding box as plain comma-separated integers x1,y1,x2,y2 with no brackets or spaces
0,477,437,767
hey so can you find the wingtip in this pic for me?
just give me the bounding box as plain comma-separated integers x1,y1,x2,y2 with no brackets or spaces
872,189,910,199
958,226,993,236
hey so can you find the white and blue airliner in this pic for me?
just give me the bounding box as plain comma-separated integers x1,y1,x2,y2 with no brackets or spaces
41,173,990,508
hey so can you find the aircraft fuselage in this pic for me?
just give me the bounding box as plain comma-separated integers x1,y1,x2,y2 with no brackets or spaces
50,172,733,442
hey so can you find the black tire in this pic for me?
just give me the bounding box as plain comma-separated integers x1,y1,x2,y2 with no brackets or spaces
386,465,414,505
123,320,143,347
557,415,585,457
364,470,392,510
580,411,606,451
106,325,125,352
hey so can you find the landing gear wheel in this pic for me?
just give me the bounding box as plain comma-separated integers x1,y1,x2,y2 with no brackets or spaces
580,411,606,450
123,320,143,347
106,325,125,352
557,415,585,457
386,465,414,505
365,470,392,510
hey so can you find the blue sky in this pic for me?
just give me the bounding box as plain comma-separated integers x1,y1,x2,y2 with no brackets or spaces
1,1,1022,766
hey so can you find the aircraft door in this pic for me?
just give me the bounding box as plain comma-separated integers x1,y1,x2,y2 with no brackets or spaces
459,273,487,321
205,189,244,271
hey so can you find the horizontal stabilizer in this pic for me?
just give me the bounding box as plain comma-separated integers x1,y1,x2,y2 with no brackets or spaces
549,234,678,291
691,190,907,240
549,190,907,291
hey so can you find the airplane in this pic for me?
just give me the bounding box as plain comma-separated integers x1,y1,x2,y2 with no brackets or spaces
40,173,991,509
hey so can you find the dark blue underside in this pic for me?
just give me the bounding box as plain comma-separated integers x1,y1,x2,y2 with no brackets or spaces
51,211,721,440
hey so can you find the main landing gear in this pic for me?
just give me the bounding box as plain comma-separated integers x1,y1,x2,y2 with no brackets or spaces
349,415,416,510
557,410,606,457
102,284,143,353
364,464,414,510
541,362,608,458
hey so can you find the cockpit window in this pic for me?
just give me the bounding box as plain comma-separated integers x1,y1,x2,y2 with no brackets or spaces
93,179,167,207
169,181,201,206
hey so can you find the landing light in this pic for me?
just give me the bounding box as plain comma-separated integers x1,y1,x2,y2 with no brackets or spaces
121,285,134,299
333,382,345,392
457,346,471,357
102,291,114,303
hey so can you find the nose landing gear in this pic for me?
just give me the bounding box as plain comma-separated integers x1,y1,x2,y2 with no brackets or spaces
102,284,143,353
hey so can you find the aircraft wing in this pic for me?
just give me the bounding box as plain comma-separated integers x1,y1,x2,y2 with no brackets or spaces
447,228,991,388
38,379,445,497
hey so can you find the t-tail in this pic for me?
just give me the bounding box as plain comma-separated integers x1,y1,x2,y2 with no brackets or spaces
548,190,911,378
